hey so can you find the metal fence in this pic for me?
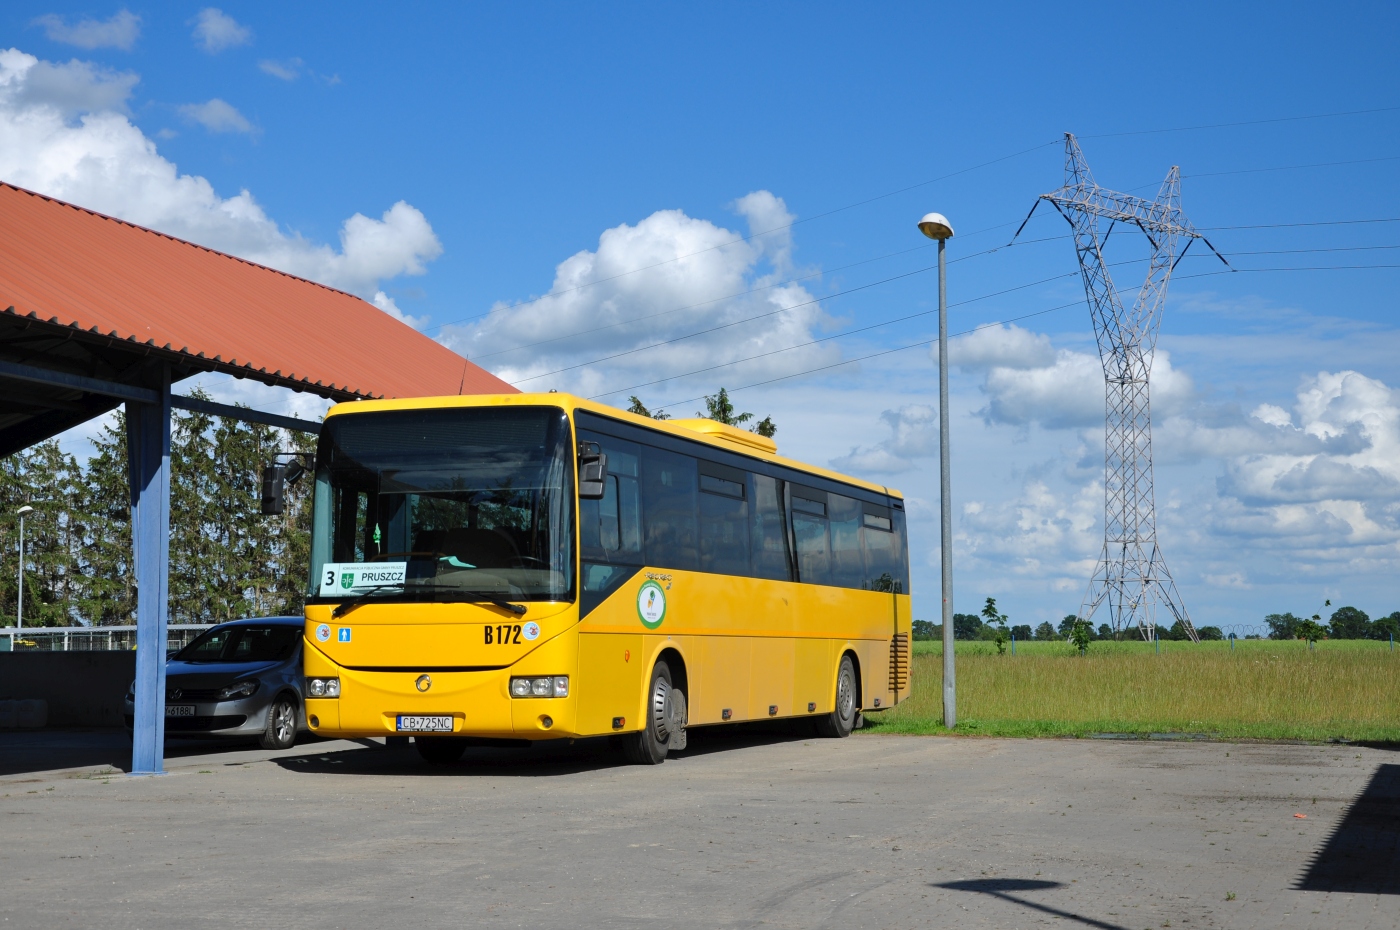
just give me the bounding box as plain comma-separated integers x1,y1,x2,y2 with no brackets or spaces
0,625,212,653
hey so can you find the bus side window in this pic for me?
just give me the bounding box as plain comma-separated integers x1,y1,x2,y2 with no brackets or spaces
578,432,642,563
862,503,903,592
640,445,699,571
790,487,831,585
828,494,865,588
699,463,749,576
750,474,793,581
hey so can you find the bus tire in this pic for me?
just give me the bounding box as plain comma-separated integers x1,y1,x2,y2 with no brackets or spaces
814,655,858,739
415,736,468,765
622,660,678,765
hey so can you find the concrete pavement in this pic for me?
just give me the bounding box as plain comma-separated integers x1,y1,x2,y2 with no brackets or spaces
0,728,1395,929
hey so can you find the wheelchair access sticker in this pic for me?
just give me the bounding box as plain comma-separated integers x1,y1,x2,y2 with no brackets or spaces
637,580,667,629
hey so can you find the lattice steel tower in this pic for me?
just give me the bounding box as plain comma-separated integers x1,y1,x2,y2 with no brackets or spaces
1014,133,1227,642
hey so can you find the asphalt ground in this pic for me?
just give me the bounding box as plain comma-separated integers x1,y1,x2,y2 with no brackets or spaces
0,728,1396,929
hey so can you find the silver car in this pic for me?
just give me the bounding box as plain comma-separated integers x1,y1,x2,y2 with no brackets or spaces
124,616,306,750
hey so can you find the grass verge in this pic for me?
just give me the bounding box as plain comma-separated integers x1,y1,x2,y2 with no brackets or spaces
863,638,1400,742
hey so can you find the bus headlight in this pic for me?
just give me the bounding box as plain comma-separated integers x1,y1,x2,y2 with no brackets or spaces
510,676,568,698
307,677,340,698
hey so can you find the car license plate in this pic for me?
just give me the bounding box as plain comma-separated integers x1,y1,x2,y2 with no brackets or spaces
397,715,453,733
166,705,195,717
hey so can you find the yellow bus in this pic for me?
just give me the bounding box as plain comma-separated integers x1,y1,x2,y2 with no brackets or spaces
300,392,911,764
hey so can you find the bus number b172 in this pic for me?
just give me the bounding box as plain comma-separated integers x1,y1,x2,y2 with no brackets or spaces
485,624,522,645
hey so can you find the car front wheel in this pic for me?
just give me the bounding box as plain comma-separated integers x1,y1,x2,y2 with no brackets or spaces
258,696,298,750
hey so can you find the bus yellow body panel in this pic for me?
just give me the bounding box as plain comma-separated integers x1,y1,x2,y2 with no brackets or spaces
300,392,912,745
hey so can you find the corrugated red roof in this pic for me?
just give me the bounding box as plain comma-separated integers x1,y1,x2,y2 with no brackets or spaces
0,182,514,399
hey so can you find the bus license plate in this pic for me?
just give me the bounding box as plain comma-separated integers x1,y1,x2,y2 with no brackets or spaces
166,705,195,717
397,715,453,733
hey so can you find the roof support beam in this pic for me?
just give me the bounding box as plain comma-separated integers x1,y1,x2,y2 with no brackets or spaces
0,357,321,434
169,394,321,435
0,357,159,404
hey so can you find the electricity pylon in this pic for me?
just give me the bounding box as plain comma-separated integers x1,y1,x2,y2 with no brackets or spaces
1013,133,1228,642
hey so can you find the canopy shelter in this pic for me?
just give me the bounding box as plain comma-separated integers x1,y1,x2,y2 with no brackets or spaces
0,182,515,773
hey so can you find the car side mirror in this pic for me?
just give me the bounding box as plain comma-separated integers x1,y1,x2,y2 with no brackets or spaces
577,441,608,500
261,463,287,515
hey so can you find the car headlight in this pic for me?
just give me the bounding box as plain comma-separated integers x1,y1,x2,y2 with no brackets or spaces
216,679,260,700
307,677,340,698
509,676,568,698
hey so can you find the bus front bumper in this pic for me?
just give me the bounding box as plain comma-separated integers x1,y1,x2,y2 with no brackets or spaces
303,644,578,741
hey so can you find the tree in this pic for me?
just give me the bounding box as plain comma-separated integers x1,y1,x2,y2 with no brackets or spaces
1096,623,1113,640
1057,614,1078,637
1328,605,1371,640
1070,618,1091,655
1034,621,1057,641
1196,626,1224,641
627,396,669,420
1264,612,1302,640
1369,613,1400,642
1296,617,1327,648
1010,624,1032,641
911,619,937,641
981,597,1009,654
701,388,776,437
953,613,982,640
1167,620,1192,641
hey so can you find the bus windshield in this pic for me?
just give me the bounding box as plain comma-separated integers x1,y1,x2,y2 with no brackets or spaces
307,406,575,603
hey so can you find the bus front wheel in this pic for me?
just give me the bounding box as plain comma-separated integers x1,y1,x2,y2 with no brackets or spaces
623,660,683,765
815,655,858,738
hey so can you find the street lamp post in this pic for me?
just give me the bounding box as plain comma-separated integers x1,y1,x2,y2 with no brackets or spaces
918,213,956,729
15,505,33,631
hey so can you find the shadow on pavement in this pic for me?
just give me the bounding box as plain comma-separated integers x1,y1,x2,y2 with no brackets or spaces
273,721,821,777
935,879,1133,930
1297,762,1400,895
0,729,347,778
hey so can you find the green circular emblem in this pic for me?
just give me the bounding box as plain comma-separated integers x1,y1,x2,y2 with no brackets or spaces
637,580,667,629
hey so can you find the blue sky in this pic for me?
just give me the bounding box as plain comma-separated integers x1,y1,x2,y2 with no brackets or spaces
3,2,1398,632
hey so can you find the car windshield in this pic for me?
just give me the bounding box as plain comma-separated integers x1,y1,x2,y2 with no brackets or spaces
307,406,575,603
174,625,301,663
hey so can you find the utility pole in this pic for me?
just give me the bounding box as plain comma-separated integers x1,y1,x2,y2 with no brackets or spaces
919,212,956,728
15,505,33,630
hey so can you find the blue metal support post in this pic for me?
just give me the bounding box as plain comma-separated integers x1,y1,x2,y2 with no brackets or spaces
127,367,171,776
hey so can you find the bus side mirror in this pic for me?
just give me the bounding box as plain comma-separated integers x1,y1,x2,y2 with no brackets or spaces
261,464,287,515
577,442,608,500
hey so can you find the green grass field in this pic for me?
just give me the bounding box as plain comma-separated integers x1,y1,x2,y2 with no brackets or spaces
862,638,1400,742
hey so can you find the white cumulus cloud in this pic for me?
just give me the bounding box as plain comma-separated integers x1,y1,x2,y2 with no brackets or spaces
177,98,254,134
442,191,837,398
33,9,140,50
0,47,442,300
190,8,252,53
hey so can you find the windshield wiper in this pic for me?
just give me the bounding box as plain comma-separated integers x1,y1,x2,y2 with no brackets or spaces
332,584,406,619
461,592,527,615
330,584,526,617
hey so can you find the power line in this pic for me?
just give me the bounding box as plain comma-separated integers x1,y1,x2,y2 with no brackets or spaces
626,262,1400,408
1080,104,1400,139
425,140,1060,336
471,226,1069,366
1198,217,1400,231
1127,154,1400,192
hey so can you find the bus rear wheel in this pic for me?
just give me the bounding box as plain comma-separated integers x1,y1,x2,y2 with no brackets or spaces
814,655,858,738
622,660,683,765
415,736,467,765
